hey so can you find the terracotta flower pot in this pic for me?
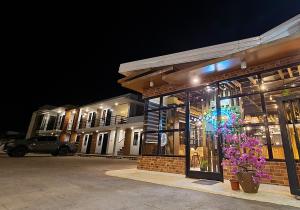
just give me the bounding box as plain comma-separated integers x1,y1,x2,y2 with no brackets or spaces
230,179,240,191
237,171,259,193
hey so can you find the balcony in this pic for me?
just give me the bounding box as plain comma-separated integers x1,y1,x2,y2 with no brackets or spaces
78,115,144,132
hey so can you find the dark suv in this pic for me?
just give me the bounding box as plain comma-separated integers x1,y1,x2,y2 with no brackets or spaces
4,136,77,157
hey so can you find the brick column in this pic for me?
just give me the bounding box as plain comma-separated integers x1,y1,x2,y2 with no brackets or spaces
95,108,102,127
90,132,98,154
123,128,132,155
77,135,85,152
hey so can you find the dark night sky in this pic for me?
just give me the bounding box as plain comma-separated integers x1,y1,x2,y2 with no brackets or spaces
1,1,300,133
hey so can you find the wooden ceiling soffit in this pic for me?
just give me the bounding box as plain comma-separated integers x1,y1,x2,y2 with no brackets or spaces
119,66,174,93
143,54,300,98
162,34,300,85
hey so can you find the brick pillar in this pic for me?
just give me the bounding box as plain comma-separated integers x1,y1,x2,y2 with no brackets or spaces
71,109,80,131
95,108,102,127
77,135,85,152
70,132,77,143
123,128,132,155
90,132,98,154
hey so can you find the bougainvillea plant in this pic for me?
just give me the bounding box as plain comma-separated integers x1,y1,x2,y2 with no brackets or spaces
219,113,271,184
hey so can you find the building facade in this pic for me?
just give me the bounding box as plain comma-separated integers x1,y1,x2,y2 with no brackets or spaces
26,94,144,156
118,15,300,195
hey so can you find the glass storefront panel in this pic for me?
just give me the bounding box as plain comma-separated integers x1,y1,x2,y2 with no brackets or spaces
243,125,269,159
160,107,186,130
162,92,186,108
189,86,220,173
142,132,158,155
269,125,284,159
148,97,161,110
145,111,160,132
159,131,185,156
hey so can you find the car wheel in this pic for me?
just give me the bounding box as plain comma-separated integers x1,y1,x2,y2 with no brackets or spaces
51,151,58,156
58,147,69,156
11,147,27,157
7,152,14,157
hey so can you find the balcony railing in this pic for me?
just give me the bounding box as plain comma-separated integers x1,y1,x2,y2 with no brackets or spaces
81,115,143,129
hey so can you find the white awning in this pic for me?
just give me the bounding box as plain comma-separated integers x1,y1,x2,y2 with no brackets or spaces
119,14,300,75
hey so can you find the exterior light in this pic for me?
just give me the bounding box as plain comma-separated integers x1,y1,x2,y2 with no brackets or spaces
270,96,273,100
114,102,119,106
241,60,247,69
99,106,103,109
275,104,278,109
260,84,266,91
206,86,212,92
291,83,296,87
201,99,204,102
131,127,134,130
72,110,76,114
96,130,99,133
246,126,251,131
150,81,154,87
86,108,89,112
191,77,200,84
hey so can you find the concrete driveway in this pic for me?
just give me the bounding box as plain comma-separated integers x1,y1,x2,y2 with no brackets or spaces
0,154,297,210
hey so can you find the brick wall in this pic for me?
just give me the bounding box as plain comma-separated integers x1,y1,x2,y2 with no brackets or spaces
137,156,185,174
223,160,300,186
138,156,300,186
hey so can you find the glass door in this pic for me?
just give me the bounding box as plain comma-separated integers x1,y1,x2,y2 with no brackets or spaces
187,86,223,181
277,95,300,196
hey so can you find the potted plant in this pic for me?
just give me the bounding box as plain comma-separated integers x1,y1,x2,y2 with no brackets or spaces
229,179,240,191
220,114,270,193
200,160,208,171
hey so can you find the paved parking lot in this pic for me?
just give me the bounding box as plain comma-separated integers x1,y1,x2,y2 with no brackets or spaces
0,154,297,210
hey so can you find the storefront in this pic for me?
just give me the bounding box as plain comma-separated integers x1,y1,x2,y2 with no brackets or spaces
118,15,300,195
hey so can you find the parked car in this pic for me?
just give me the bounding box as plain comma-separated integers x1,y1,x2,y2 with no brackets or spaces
4,136,77,157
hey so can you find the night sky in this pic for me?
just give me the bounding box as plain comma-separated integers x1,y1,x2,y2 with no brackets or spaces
1,1,300,133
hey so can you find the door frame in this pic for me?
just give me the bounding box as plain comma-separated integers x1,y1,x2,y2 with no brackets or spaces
277,95,300,196
185,90,224,181
101,133,109,154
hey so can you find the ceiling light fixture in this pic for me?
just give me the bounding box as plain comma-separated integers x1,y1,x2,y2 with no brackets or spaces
191,77,200,85
150,81,154,87
241,60,247,69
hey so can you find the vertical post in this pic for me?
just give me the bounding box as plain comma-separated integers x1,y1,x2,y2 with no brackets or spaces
216,82,224,181
112,127,120,157
157,96,163,155
185,90,190,177
258,74,273,160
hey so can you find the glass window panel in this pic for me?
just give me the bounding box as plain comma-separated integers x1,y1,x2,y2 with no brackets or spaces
159,131,185,156
148,97,160,110
161,107,186,131
221,94,264,125
189,85,220,172
219,75,260,97
145,111,160,132
243,126,269,159
287,124,300,160
162,92,186,107
261,67,300,92
142,132,158,155
269,125,284,159
264,87,300,124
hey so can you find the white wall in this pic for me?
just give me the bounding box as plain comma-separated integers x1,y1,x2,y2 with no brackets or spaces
107,130,116,154
130,129,143,155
